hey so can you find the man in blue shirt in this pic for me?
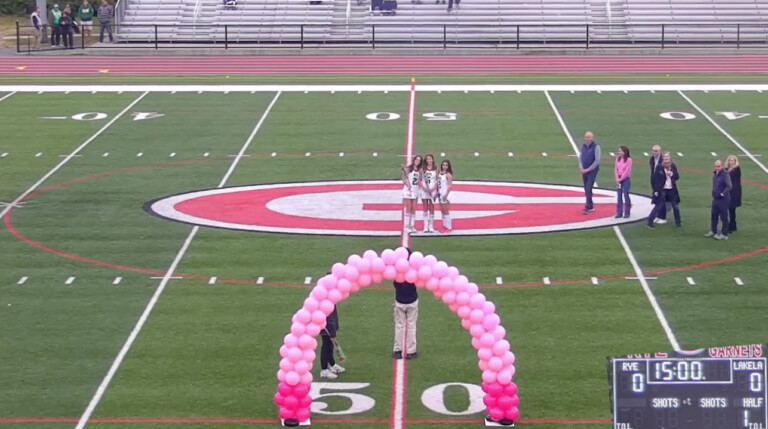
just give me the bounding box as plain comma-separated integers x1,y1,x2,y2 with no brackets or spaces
579,131,601,215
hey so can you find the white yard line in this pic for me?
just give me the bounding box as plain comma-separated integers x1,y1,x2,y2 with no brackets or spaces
74,91,282,429
678,90,768,175
0,92,148,222
0,91,16,102
545,90,682,352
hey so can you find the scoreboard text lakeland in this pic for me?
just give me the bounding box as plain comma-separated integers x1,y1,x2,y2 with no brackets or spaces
609,345,767,429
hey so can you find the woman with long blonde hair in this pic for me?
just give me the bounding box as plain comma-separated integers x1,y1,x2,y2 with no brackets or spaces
725,155,742,233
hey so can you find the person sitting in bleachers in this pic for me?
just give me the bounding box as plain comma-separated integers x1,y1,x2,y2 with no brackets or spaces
223,0,237,10
381,0,396,14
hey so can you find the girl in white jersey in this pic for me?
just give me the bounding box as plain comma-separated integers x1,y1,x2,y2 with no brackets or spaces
420,154,438,233
437,159,453,232
401,155,422,233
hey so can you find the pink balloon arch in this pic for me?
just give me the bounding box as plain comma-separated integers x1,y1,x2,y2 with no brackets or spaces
274,247,519,425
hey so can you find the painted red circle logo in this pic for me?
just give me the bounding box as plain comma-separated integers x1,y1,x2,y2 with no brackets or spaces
144,180,652,236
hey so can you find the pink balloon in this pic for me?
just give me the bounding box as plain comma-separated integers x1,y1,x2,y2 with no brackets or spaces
279,406,294,420
418,265,432,280
483,394,497,408
501,352,515,366
285,371,300,386
504,407,519,422
482,369,497,384
425,278,439,291
288,347,303,362
503,383,518,397
371,273,383,284
441,291,456,305
350,282,360,292
470,309,485,324
284,334,299,348
470,324,486,338
493,340,510,356
280,345,290,358
284,394,299,410
480,333,496,348
482,301,496,315
415,278,426,288
424,254,437,267
471,337,481,349
447,266,460,279
469,293,486,309
345,265,360,282
432,288,443,299
497,369,513,384
337,278,351,294
311,310,326,325
454,275,469,290
311,286,328,301
457,305,472,319
278,382,293,396
466,282,479,295
300,372,313,385
439,277,454,292
381,248,396,265
277,370,286,382
331,262,346,278
497,395,513,410
294,360,309,375
291,322,306,337
327,288,343,304
487,381,503,397
477,347,493,361
358,274,372,288
478,360,488,371
394,247,409,260
488,357,503,371
395,258,410,274
461,318,472,330
509,395,519,407
488,407,504,422
492,326,506,341
363,249,378,261
405,269,418,283
448,303,459,312
356,258,372,274
295,408,310,422
319,300,334,315
483,314,500,331
306,323,320,337
304,297,319,312
371,258,385,274
383,266,397,281
294,384,310,398
347,254,362,267
295,309,312,325
302,349,316,362
455,292,470,306
395,273,406,283
320,274,337,289
280,358,293,372
432,261,448,278
298,335,315,350
409,251,425,268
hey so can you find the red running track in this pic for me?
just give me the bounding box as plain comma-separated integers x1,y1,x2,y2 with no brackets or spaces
1,55,768,75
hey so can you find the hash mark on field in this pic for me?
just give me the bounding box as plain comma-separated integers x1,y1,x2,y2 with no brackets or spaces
464,90,469,94
37,91,44,94
651,90,656,93
339,152,345,157
704,90,710,94
570,90,575,94
437,90,441,94
198,91,203,94
495,277,503,284
591,277,599,285
203,152,209,157
1,153,7,157
17,276,28,285
734,277,744,286
609,152,615,156
357,90,362,94
542,152,548,157
373,152,378,157
643,152,649,157
490,90,495,94
384,90,389,94
102,152,109,157
304,277,312,285
209,277,217,285
65,277,75,285
440,152,445,157
113,277,122,285
224,91,229,94
623,90,628,94
711,152,718,156
508,152,513,157
543,277,551,285
686,277,696,286
271,152,277,157
760,116,768,119
677,152,684,157
474,152,479,157
136,152,143,157
597,90,602,94
257,276,264,284
305,152,311,157
35,152,42,157
171,91,176,94
169,152,176,157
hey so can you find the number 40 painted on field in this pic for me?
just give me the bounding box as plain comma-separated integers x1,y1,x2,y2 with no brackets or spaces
660,111,760,121
67,112,165,121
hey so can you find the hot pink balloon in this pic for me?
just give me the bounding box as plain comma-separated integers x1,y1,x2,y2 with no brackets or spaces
477,347,494,361
457,305,472,319
493,340,510,356
279,406,294,420
304,297,319,312
295,408,310,422
482,301,496,315
383,266,397,280
483,314,500,331
395,258,410,274
381,248,396,265
487,382,503,397
409,251,425,268
509,395,519,407
319,300,334,315
503,383,518,397
300,372,313,385
480,333,496,348
418,265,432,280
284,394,299,410
278,382,293,397
291,322,306,337
482,369,497,384
447,266,460,279
327,288,343,304
288,347,303,363
441,291,456,305
488,357,503,372
469,293,486,309
311,286,328,301
371,258,385,274
280,358,293,372
331,262,346,278
488,407,504,422
405,269,418,283
497,368,514,384
470,309,485,324
371,273,383,284
470,324,486,338
483,395,497,408
345,265,360,282
285,371,300,386
363,249,378,261
504,407,519,422
358,274,372,288
294,384,309,397
432,261,448,278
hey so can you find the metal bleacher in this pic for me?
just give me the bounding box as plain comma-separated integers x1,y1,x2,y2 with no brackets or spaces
115,0,768,45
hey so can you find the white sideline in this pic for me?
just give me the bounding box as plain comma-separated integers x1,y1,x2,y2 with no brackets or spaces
678,90,768,175
0,92,148,222
3,84,768,93
544,90,682,352
74,91,282,429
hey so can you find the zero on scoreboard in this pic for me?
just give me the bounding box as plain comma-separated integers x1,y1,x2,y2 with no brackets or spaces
608,345,768,429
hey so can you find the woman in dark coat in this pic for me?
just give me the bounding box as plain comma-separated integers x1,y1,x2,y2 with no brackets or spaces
647,153,681,228
726,155,742,232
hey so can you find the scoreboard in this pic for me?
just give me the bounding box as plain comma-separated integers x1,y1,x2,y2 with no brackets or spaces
609,345,767,429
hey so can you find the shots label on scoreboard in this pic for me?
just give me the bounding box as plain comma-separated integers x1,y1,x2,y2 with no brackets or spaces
608,344,768,429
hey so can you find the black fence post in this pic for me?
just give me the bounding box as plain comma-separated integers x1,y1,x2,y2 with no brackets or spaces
154,24,158,49
661,24,665,49
736,23,741,49
81,27,86,49
372,24,375,50
443,24,447,50
16,21,20,53
586,24,590,49
301,24,304,49
225,24,228,49
516,25,520,50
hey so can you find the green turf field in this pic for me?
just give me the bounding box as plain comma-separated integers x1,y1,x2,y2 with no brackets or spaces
1,86,767,429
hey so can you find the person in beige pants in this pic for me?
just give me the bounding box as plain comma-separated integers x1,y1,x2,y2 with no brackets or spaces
393,272,419,360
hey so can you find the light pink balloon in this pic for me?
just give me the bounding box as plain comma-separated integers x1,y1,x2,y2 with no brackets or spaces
310,310,325,325
457,305,472,319
383,266,397,280
356,258,371,275
448,302,459,312
284,334,299,348
423,254,438,267
280,345,290,358
497,368,514,384
482,369,497,384
409,251,425,268
447,266,460,280
454,275,469,290
347,254,362,267
493,340,510,356
470,309,485,324
415,278,426,288
492,326,506,341
426,278,439,291
471,337,481,349
381,248,396,265
300,372,313,385
319,300,334,315
439,277,454,292
395,258,410,274
395,273,406,283
482,301,496,315
469,293,486,309
432,288,443,299
328,288,343,304
363,249,378,261
345,265,360,282
478,360,488,371
371,258,385,274
432,261,448,278
337,279,351,294
466,283,479,295
394,247,409,260
483,314,500,331
349,282,360,292
304,297,319,312
456,292,470,306
442,291,456,305
405,269,418,284
331,262,346,278
302,349,315,362
290,322,306,337
311,286,328,301
480,333,496,348
298,334,315,350
320,274,338,290
293,360,309,375
371,273,383,284
277,369,286,382
280,358,293,372
306,323,321,337
488,357,503,372
341,290,350,300
470,324,486,338
288,347,303,362
295,309,312,325
461,318,472,330
478,347,494,361
358,274,372,288
418,265,432,280
501,352,515,366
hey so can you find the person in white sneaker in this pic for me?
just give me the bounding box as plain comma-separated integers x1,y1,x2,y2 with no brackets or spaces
401,155,423,233
437,159,453,232
393,249,419,360
420,154,438,233
320,304,345,379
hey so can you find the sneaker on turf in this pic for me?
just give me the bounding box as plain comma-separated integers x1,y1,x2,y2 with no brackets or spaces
392,350,403,359
714,234,729,241
704,231,716,238
653,218,660,224
406,352,418,360
656,219,667,224
321,369,338,380
330,364,345,374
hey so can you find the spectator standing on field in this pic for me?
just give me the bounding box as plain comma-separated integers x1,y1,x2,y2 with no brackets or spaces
392,249,419,360
649,144,667,224
706,160,732,241
319,304,345,380
98,0,114,42
48,4,62,46
725,155,742,233
59,11,74,48
30,7,43,43
78,0,95,38
647,152,681,228
614,145,632,218
579,131,601,215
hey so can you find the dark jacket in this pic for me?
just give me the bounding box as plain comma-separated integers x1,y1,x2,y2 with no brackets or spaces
59,15,73,31
649,155,662,185
322,306,338,337
712,170,733,201
393,280,418,304
651,163,680,205
728,167,742,208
